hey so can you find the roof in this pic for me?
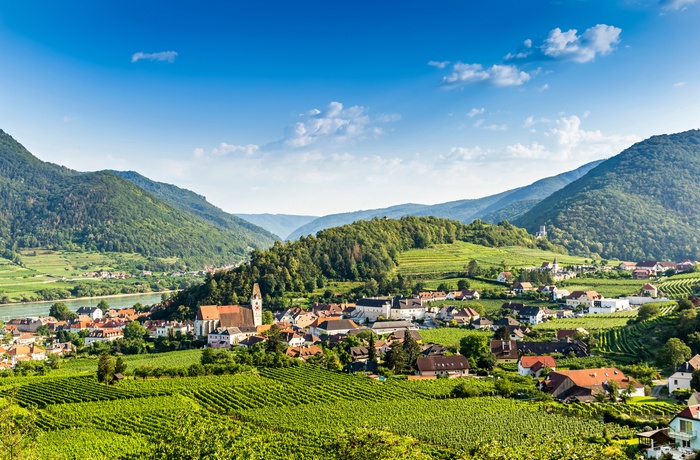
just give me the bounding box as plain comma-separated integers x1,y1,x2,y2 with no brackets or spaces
391,330,422,342
547,367,630,388
519,306,542,317
495,317,520,326
675,354,700,373
643,283,657,290
674,405,700,421
499,272,512,277
517,340,589,357
490,340,518,360
567,291,601,300
453,308,480,318
317,319,358,331
520,356,556,369
416,355,469,372
196,305,256,328
472,317,492,325
370,321,413,330
196,305,220,321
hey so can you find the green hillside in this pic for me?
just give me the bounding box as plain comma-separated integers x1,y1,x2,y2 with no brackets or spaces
286,160,602,240
0,130,274,268
516,130,700,261
158,216,564,318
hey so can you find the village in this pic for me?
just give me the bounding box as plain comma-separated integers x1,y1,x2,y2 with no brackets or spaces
2,256,700,459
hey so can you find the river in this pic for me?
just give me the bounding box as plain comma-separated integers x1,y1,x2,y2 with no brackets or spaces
0,292,169,320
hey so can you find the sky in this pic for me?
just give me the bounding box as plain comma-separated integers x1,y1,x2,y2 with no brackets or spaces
1,0,699,216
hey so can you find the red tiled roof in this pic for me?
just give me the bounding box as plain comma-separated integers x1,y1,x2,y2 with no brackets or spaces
520,356,556,369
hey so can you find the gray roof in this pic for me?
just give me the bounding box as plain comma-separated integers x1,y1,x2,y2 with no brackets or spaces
371,321,412,330
416,355,469,372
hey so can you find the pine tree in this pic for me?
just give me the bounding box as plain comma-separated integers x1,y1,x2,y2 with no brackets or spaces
368,334,377,363
402,330,420,371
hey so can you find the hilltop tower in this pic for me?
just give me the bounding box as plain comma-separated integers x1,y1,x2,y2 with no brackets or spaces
251,283,263,326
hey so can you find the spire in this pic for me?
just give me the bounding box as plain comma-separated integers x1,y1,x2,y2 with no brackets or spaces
252,283,262,299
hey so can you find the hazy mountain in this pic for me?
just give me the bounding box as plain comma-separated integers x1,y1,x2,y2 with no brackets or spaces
515,130,700,261
234,213,318,240
287,160,602,240
0,130,276,268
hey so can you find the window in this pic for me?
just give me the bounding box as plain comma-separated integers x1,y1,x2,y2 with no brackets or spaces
675,380,678,385
680,420,693,434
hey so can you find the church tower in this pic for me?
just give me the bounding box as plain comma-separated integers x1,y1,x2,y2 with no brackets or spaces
251,283,263,327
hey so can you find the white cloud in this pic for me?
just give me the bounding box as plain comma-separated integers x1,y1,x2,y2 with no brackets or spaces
474,119,507,131
427,60,450,69
541,25,621,63
447,114,638,164
466,107,485,118
443,63,530,88
193,147,205,158
660,0,697,11
212,143,260,156
131,51,178,63
674,81,688,87
537,83,550,92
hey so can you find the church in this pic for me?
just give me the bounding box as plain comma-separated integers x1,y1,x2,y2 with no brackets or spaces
194,283,263,338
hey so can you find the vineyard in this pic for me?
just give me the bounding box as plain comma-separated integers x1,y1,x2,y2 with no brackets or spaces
658,273,700,299
594,312,676,363
0,363,671,459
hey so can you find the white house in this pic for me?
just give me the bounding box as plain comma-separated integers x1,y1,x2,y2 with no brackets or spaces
353,298,392,322
643,283,659,298
76,307,103,320
669,355,700,393
497,272,513,283
588,298,630,315
207,327,244,348
518,306,545,325
667,405,700,451
84,328,123,346
566,291,602,309
518,356,556,377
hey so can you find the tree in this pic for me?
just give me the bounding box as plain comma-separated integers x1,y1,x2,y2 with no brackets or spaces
368,333,377,363
201,348,215,365
657,338,692,371
333,426,430,460
494,326,510,341
691,369,700,392
402,331,420,370
494,378,515,397
457,279,470,290
459,334,489,361
35,324,50,336
49,302,76,321
467,259,479,277
46,353,61,369
0,390,38,460
115,356,127,375
436,282,452,293
607,379,619,402
678,299,695,311
264,324,286,353
477,353,497,371
123,321,148,340
384,344,408,373
638,303,660,322
262,310,274,325
96,299,110,310
97,352,116,384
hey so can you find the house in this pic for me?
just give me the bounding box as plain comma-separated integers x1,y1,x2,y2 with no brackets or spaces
632,269,652,280
470,317,493,330
84,328,123,346
436,305,460,321
370,320,415,335
278,308,318,328
666,405,700,451
556,309,575,319
194,284,263,337
390,297,426,321
517,340,589,357
353,298,392,322
637,261,665,273
513,282,533,294
565,291,602,309
389,329,423,343
589,298,630,315
419,291,447,302
553,289,570,301
421,343,448,357
618,262,637,271
517,306,545,325
311,319,359,336
518,356,556,377
76,307,103,320
47,342,74,356
556,328,589,340
452,308,481,325
494,316,521,328
643,283,659,298
280,332,306,347
543,367,644,402
415,355,469,378
207,327,244,348
497,272,513,283
501,302,526,314
285,345,323,361
238,336,267,348
448,290,480,301
490,340,518,363
510,328,525,341
677,260,697,273
634,428,673,455
6,344,46,365
668,355,700,393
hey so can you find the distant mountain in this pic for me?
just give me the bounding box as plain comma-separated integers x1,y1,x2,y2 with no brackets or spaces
234,213,318,240
515,130,700,261
287,160,602,240
0,130,276,268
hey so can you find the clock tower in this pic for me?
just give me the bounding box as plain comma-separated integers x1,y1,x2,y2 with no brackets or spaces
251,282,263,327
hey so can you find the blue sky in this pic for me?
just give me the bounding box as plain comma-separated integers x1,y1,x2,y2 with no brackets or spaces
1,0,699,215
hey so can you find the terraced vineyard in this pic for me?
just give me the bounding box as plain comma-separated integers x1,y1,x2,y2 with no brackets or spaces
0,362,667,459
658,273,700,299
556,401,684,420
594,310,676,363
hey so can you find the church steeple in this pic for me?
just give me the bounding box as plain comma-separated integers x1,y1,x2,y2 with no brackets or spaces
251,283,263,326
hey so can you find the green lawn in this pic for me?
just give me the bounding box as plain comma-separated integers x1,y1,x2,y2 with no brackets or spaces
532,310,638,331
558,278,648,298
419,328,492,348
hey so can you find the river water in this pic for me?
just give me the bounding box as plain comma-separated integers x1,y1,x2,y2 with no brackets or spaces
0,292,168,320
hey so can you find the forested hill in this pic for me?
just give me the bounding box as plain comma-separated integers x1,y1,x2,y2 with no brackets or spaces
286,160,602,240
0,130,275,268
109,170,277,240
158,216,564,319
515,129,700,261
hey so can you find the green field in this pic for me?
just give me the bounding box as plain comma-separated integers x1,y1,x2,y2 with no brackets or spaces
420,328,492,348
558,278,649,298
0,249,184,303
2,362,641,459
397,241,591,277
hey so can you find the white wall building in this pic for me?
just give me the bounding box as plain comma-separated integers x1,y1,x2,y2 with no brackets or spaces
588,298,630,315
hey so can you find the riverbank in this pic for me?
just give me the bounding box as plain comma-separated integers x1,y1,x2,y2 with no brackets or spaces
0,290,178,308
